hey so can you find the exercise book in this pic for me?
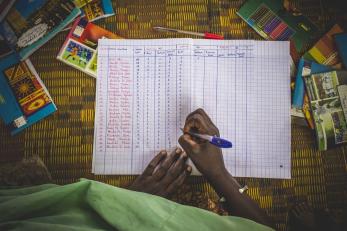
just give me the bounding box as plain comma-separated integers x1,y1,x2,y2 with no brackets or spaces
92,38,291,179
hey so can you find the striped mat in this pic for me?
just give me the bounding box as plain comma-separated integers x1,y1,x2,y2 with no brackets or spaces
0,0,346,230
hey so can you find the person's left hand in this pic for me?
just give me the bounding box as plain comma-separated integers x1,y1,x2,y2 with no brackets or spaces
129,147,192,198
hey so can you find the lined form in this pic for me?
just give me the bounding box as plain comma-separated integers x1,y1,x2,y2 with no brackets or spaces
93,38,291,179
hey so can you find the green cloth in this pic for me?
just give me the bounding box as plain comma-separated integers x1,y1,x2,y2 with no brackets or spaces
0,179,274,231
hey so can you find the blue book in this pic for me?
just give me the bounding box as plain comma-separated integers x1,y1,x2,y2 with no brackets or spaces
335,33,347,69
0,54,57,135
292,58,331,109
0,0,80,61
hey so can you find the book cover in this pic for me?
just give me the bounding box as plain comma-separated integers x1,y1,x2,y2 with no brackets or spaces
334,33,347,69
237,0,319,62
75,0,115,21
292,58,332,128
304,70,347,150
292,58,332,109
57,17,121,77
303,24,344,68
62,0,115,31
0,0,81,61
0,54,57,135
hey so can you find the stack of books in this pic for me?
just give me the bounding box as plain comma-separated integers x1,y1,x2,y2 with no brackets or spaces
238,0,347,151
0,0,117,135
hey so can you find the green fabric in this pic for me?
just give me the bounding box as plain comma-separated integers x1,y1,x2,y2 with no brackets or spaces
0,179,274,231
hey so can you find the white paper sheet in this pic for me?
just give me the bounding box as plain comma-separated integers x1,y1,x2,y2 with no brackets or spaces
93,38,291,179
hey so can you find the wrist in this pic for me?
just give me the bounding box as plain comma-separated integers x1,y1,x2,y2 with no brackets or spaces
205,167,230,185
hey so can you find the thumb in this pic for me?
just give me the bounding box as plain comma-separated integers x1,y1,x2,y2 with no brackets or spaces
179,134,199,154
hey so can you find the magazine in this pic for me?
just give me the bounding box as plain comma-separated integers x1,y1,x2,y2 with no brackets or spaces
304,71,347,150
0,54,57,135
57,17,122,77
0,0,80,60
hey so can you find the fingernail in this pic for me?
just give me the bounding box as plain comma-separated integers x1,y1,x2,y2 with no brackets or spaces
187,166,192,172
161,150,167,155
175,147,182,154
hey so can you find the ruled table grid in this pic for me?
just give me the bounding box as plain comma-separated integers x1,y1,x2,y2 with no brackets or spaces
93,38,291,179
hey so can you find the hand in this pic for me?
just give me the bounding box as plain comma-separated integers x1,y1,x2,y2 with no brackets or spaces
129,147,192,198
178,108,227,179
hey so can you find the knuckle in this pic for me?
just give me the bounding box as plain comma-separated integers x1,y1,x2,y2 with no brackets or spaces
167,168,177,178
154,167,165,177
148,163,157,170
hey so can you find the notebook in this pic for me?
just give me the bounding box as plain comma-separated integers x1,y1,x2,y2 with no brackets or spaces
92,38,291,179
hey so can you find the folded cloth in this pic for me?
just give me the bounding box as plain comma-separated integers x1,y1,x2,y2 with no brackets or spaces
0,179,274,231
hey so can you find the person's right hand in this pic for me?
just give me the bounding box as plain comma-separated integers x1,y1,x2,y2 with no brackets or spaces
178,108,227,179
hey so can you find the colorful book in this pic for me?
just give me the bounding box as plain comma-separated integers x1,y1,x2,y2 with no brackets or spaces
303,24,344,68
62,0,115,31
237,0,319,62
74,0,115,21
334,33,347,69
292,58,332,109
57,17,121,77
303,70,347,150
292,58,332,128
0,54,57,135
0,0,80,61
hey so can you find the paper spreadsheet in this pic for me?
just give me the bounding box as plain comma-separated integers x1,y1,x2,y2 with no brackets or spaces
93,38,291,179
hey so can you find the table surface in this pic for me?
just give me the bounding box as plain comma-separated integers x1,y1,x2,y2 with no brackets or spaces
1,0,346,230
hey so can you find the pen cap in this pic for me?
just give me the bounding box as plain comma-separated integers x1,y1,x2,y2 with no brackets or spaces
204,33,224,40
210,137,233,148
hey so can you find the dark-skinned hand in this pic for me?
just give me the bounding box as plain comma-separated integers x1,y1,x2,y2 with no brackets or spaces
178,108,227,180
129,147,192,198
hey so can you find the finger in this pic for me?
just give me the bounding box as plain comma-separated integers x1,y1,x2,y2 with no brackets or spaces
195,111,220,136
185,114,219,136
194,108,215,128
178,134,200,154
142,151,167,176
161,151,188,185
152,148,180,181
186,108,204,122
185,115,205,132
186,108,210,122
170,151,188,174
165,165,192,196
186,108,219,135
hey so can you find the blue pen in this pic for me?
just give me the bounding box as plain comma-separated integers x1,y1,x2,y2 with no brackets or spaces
180,128,233,148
